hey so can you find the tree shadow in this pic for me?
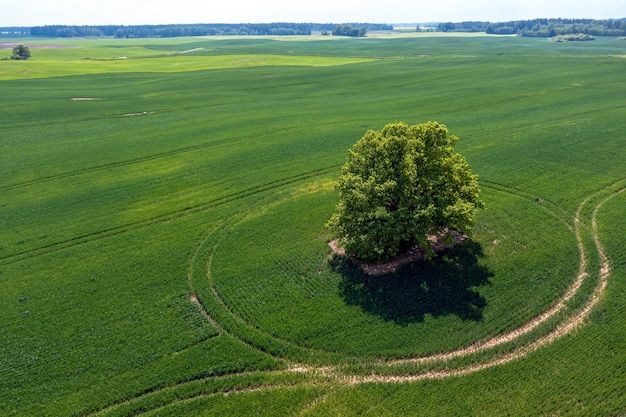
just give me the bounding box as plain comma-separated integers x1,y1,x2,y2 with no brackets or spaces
331,240,493,325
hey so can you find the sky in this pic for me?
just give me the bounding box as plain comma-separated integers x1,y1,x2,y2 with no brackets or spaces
1,0,624,27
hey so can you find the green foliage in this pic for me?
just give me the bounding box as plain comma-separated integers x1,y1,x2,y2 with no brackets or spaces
29,23,322,38
552,33,596,42
516,18,626,37
328,122,483,262
332,24,367,37
10,44,30,60
448,18,626,37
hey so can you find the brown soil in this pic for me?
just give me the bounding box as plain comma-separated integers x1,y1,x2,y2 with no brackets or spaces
0,43,72,50
329,229,467,276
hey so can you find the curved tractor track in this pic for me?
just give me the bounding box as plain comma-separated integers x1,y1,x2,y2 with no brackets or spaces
86,180,624,416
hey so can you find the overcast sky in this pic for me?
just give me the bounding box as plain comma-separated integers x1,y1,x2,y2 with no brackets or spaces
2,0,624,27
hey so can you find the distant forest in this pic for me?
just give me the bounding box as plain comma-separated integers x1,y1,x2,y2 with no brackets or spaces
2,19,625,38
3,23,392,38
438,18,626,37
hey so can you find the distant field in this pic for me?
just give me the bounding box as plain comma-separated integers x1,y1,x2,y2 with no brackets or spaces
0,38,375,79
1,34,625,416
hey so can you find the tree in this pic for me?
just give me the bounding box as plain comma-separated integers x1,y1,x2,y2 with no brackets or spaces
332,24,367,37
327,121,484,263
11,44,31,60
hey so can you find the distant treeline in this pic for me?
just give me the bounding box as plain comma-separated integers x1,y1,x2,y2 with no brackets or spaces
438,18,626,37
5,19,625,39
22,23,392,38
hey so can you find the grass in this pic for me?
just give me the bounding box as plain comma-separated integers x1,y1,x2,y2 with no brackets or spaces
0,54,375,80
1,34,625,416
207,188,578,359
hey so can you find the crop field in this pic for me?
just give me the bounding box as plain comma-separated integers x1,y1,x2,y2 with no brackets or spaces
1,34,625,416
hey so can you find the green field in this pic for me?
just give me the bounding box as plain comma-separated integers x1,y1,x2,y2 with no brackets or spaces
1,34,625,416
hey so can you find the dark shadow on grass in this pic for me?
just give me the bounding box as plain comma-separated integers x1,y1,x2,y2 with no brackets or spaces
332,240,493,325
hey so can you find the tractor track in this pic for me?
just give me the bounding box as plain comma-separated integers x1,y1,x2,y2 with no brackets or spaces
0,121,342,192
81,180,624,416
0,165,340,266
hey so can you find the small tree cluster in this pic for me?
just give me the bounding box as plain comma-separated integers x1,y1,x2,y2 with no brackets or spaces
327,122,483,263
551,33,595,42
332,24,367,37
11,44,31,60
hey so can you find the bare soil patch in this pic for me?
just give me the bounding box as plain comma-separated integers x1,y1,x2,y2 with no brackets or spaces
329,229,467,276
0,43,72,50
119,111,154,117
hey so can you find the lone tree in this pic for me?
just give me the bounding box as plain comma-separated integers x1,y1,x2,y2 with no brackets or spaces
327,121,484,263
11,44,31,60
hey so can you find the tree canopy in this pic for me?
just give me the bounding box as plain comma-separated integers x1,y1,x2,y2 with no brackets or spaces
332,24,367,37
11,44,31,60
437,18,626,37
327,121,483,263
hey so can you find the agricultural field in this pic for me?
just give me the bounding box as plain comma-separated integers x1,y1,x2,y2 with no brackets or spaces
1,33,625,416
